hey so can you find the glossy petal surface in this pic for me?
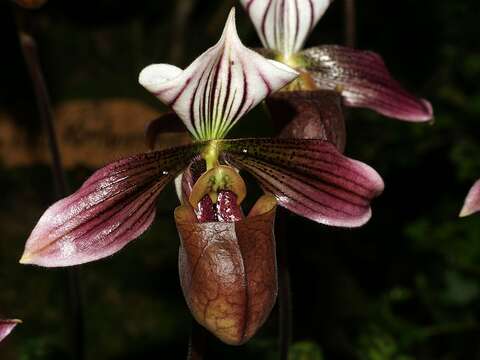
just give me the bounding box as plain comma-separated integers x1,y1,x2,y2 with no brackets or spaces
266,90,346,152
301,45,433,122
176,195,277,345
21,144,202,267
139,9,298,140
241,0,332,56
221,138,384,227
0,320,20,343
460,179,480,217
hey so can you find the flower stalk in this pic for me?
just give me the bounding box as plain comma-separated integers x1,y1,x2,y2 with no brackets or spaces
15,10,85,360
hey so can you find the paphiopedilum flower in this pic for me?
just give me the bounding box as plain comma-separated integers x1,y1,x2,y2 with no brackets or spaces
240,0,433,123
0,319,21,343
460,179,480,217
20,9,383,344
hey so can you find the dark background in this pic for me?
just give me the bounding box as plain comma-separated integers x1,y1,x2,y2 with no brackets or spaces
1,0,480,359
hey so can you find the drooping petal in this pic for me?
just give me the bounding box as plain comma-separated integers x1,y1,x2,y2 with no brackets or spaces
240,0,332,57
0,319,21,343
460,179,480,217
144,112,191,150
266,90,346,152
176,194,277,345
300,45,433,122
21,144,202,267
221,138,384,227
139,8,298,140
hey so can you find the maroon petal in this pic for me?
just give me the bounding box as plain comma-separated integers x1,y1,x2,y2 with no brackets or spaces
301,45,433,122
266,90,346,152
460,179,480,217
176,195,277,345
21,144,202,267
221,138,384,227
0,319,21,343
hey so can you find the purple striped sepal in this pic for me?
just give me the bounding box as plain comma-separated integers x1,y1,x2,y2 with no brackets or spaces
300,45,434,122
20,136,383,268
20,144,202,267
460,179,480,217
240,0,332,58
222,138,384,227
139,8,298,141
0,319,21,343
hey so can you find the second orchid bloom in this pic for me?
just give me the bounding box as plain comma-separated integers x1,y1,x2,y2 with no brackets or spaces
20,9,383,344
241,0,433,123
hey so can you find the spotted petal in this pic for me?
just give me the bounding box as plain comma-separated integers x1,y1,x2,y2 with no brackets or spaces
240,0,332,57
0,319,20,343
221,138,384,227
460,179,480,217
139,8,298,140
301,45,433,122
20,144,202,267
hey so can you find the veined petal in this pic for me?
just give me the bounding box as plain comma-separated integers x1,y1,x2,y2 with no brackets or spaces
266,90,346,152
301,45,433,122
21,144,202,267
221,138,384,227
139,8,298,140
460,179,480,217
240,0,332,57
176,194,277,345
0,319,21,343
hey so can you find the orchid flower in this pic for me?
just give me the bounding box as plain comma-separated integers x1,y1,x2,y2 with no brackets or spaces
240,0,433,131
20,9,384,345
460,179,480,217
0,319,21,343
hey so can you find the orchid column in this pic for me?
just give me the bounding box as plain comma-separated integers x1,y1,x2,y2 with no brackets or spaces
21,9,384,346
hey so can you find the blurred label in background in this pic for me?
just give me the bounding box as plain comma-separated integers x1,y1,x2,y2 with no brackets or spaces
0,99,161,168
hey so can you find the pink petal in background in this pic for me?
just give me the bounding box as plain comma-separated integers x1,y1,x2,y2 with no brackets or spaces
0,319,21,343
460,179,480,217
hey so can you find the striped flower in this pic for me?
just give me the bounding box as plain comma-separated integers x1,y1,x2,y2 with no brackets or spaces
21,8,384,344
240,0,434,123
